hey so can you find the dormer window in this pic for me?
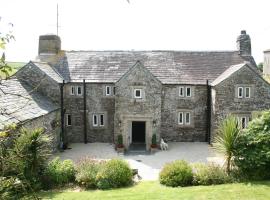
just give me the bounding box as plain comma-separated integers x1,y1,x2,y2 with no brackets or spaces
134,89,142,99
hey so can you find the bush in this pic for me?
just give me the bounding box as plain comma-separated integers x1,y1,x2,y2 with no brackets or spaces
96,159,133,189
0,177,27,200
192,163,233,185
117,135,124,148
234,111,270,179
75,158,105,188
44,157,75,187
159,160,193,187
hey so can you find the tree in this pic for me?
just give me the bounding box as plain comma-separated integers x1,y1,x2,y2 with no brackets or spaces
0,17,14,79
212,115,240,173
257,62,263,72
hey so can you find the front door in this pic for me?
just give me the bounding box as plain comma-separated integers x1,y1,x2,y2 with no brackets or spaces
132,121,146,143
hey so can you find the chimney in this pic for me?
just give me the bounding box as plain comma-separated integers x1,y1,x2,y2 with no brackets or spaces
263,49,270,75
237,30,251,56
38,34,61,55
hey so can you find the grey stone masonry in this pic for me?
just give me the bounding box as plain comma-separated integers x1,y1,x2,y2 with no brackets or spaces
211,64,270,141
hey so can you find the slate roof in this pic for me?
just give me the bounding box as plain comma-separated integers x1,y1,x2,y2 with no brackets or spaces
0,78,59,130
211,63,247,86
55,50,256,84
30,61,63,83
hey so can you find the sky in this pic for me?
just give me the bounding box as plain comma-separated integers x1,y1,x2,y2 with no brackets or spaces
1,0,270,63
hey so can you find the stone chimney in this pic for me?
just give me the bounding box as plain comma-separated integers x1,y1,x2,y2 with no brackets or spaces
237,30,251,56
263,49,270,75
38,34,61,55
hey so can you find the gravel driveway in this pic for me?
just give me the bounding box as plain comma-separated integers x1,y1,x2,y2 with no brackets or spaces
54,142,224,180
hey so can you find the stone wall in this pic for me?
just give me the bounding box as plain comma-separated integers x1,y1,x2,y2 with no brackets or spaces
115,63,162,150
64,83,115,143
161,85,207,142
211,65,270,141
16,63,60,104
22,110,61,151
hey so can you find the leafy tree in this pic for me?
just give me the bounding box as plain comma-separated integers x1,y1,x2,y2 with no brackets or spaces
257,62,263,72
234,111,270,179
213,115,240,173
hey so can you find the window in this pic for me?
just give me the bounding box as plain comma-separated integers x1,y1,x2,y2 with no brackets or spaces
238,87,243,98
100,114,104,126
70,86,75,95
134,89,142,99
77,86,82,95
178,112,183,124
66,114,72,126
245,87,250,98
179,87,184,97
237,116,251,129
178,111,191,126
186,87,191,97
113,87,116,95
93,114,98,126
106,86,111,96
185,112,190,124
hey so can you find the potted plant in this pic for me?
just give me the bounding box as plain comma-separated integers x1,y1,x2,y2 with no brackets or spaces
150,134,158,153
116,134,124,153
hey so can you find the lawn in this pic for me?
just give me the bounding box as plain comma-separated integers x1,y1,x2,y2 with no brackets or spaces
0,61,25,78
40,181,270,200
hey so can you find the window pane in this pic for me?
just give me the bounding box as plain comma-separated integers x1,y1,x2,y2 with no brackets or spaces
135,89,141,98
71,86,75,95
241,117,246,129
186,87,191,97
106,86,111,95
185,112,190,124
67,114,71,126
77,86,82,95
93,115,98,126
113,87,116,95
238,87,243,98
179,112,183,124
179,87,184,97
100,114,104,126
245,87,250,98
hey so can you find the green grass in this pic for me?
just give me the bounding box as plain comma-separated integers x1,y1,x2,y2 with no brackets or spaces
0,61,25,78
40,181,270,200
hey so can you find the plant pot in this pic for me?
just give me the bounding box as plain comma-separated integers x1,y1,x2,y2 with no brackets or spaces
150,147,158,154
117,147,125,153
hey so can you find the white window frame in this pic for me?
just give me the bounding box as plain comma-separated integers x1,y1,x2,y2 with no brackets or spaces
106,86,111,96
93,114,98,127
186,87,191,97
238,87,243,98
134,89,142,99
178,112,184,124
77,86,83,96
66,114,72,126
245,87,250,98
185,112,191,125
179,87,184,97
99,114,104,126
70,86,75,95
113,86,116,95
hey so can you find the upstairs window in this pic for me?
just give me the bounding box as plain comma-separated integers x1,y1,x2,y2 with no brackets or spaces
238,87,243,98
70,86,75,95
185,112,190,124
106,86,111,96
186,87,191,97
178,112,183,124
245,87,250,98
134,89,142,99
237,86,251,99
100,114,104,126
77,86,82,95
179,87,184,97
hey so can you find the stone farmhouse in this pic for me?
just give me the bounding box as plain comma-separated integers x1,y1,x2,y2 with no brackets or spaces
1,30,270,151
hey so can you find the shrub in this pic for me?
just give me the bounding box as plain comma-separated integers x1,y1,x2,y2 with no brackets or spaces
151,134,157,148
0,177,27,200
159,160,193,187
117,135,124,148
96,159,133,189
75,157,105,188
234,111,270,179
192,163,233,185
44,157,75,187
212,115,240,173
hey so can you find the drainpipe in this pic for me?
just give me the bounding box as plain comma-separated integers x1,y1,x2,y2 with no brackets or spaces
206,80,211,144
83,79,87,144
60,80,65,150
